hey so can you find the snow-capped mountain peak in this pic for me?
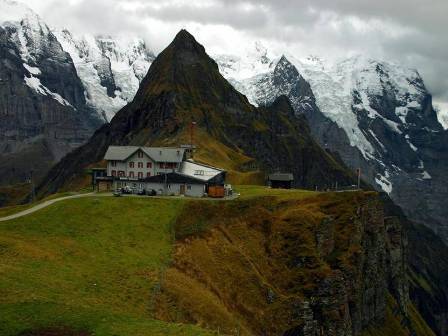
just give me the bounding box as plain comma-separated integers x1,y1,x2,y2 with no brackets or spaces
0,0,35,26
0,0,82,109
53,30,155,121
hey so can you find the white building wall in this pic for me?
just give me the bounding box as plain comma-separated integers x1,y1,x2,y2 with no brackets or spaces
107,149,182,178
125,150,156,178
113,179,205,197
185,184,205,197
144,182,204,197
107,161,127,177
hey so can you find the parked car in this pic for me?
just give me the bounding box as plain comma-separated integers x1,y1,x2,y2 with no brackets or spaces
147,189,157,196
121,186,132,194
137,189,146,196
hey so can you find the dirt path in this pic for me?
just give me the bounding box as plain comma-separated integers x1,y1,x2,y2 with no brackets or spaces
0,193,95,222
0,192,239,222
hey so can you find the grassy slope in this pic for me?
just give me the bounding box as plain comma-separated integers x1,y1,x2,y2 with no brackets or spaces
0,183,31,208
0,187,436,336
157,189,435,336
0,197,213,336
0,192,93,218
156,190,371,334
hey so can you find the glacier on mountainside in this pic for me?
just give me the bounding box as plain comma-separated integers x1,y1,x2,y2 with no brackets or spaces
214,43,443,195
53,30,155,122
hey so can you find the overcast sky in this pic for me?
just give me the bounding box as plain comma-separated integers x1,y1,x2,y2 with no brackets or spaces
25,0,448,113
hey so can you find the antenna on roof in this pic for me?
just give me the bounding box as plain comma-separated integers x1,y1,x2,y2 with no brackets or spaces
190,121,196,159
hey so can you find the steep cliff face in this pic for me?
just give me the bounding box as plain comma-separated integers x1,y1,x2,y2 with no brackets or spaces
0,0,102,186
381,194,448,336
154,191,431,336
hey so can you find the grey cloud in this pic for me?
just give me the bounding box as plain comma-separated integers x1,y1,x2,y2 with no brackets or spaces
31,0,448,106
137,2,269,30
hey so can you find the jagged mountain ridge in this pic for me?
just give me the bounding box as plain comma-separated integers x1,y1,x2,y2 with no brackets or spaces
0,0,154,191
214,45,448,243
53,29,155,122
0,0,102,187
36,29,354,198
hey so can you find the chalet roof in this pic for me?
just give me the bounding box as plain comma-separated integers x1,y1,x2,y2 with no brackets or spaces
268,173,294,181
180,160,225,182
142,172,206,185
104,146,185,163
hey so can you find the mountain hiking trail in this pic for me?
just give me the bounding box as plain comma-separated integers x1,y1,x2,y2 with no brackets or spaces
0,193,96,222
0,192,241,222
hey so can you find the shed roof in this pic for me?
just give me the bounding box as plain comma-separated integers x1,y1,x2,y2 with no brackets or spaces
180,160,225,182
104,146,185,163
268,173,294,181
142,172,205,185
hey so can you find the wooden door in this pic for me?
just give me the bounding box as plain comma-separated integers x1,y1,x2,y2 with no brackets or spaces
180,184,186,195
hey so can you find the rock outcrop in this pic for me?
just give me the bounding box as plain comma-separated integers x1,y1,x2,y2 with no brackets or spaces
0,0,102,186
155,191,429,335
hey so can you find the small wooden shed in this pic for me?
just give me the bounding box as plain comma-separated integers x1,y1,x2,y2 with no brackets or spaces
268,173,294,189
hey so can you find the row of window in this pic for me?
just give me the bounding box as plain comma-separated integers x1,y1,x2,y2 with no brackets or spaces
111,171,152,178
116,162,178,169
128,162,153,169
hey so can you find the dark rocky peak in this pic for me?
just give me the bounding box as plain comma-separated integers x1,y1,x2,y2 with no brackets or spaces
165,29,215,68
267,95,295,116
171,29,201,50
274,55,300,77
132,29,251,120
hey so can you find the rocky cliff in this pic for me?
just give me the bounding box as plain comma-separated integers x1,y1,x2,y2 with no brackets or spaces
0,0,102,187
154,191,433,336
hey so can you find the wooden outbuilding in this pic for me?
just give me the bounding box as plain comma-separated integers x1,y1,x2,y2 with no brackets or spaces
268,173,294,189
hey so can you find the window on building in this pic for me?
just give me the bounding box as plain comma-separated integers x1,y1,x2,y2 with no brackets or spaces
187,185,192,190
111,170,117,176
129,171,135,178
138,172,143,179
118,171,125,177
159,163,164,169
129,162,134,168
111,161,117,167
138,151,143,158
163,162,176,169
138,162,143,168
147,162,152,168
147,172,151,177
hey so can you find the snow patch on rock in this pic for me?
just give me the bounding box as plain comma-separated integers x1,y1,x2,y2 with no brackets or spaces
375,171,393,194
24,74,72,107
